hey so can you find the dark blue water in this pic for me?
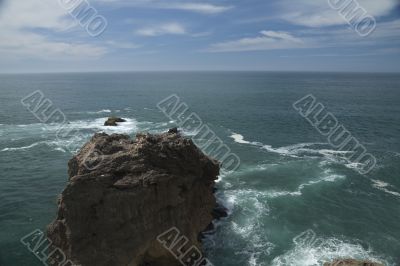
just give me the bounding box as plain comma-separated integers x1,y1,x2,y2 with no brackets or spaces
0,72,399,266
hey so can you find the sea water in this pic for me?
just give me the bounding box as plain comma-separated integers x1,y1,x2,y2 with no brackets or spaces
0,72,399,266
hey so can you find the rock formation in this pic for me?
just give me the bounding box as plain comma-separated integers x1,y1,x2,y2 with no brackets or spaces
324,259,384,266
104,117,127,126
47,129,220,266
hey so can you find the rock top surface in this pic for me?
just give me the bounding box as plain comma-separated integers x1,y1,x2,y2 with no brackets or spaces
47,130,219,266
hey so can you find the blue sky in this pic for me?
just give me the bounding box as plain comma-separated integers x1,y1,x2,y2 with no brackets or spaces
0,0,399,73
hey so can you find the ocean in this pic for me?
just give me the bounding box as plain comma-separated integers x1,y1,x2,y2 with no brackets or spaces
0,72,399,266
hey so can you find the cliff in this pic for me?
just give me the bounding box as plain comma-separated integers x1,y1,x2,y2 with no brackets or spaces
47,129,220,266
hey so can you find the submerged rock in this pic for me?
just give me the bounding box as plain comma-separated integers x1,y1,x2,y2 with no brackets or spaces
324,259,384,266
47,129,220,266
104,117,127,126
212,204,229,219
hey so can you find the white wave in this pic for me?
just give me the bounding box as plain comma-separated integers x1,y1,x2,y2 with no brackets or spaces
229,132,369,173
221,188,274,265
262,144,348,159
230,133,251,144
371,179,400,197
271,236,390,266
215,169,232,183
1,142,42,152
45,135,90,153
23,117,138,135
319,149,351,155
264,190,302,198
1,134,89,153
391,151,400,157
86,109,112,114
254,163,278,171
67,117,137,134
2,117,137,134
181,129,198,137
230,132,329,157
1,117,138,153
218,188,271,220
230,163,279,177
265,170,345,198
53,147,67,153
230,133,264,146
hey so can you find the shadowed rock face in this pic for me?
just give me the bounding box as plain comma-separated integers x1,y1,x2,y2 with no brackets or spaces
104,117,127,126
47,130,219,266
324,259,384,266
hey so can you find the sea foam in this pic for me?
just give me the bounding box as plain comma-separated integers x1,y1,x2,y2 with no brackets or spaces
271,235,390,266
371,179,400,197
0,117,139,153
230,132,367,173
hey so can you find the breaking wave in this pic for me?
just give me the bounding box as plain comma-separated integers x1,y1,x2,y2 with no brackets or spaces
230,133,366,173
215,188,275,266
264,169,345,198
0,117,138,153
371,179,400,198
271,235,391,266
86,109,112,114
1,142,42,152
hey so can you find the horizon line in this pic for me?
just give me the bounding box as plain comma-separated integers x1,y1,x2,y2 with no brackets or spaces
1,70,400,75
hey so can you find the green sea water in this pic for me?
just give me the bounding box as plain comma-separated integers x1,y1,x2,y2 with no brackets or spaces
0,72,399,266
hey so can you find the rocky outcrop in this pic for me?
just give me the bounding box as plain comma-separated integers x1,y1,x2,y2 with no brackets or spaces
104,117,127,126
324,259,384,266
47,130,220,266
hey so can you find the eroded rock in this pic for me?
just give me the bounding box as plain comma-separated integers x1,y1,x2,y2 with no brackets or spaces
104,117,127,126
47,129,220,266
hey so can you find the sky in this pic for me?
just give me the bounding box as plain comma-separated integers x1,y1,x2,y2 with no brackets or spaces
0,0,399,73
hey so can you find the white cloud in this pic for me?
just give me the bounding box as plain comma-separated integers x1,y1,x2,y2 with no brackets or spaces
278,0,398,27
160,3,233,14
135,22,186,36
95,0,233,14
0,0,108,60
0,0,70,30
208,30,306,52
0,29,107,59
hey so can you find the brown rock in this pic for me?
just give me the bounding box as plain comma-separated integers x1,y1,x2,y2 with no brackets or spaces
212,204,229,219
47,130,220,266
168,127,179,134
324,259,385,266
104,117,127,126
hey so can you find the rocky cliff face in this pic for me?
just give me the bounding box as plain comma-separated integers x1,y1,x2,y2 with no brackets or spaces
47,129,219,266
